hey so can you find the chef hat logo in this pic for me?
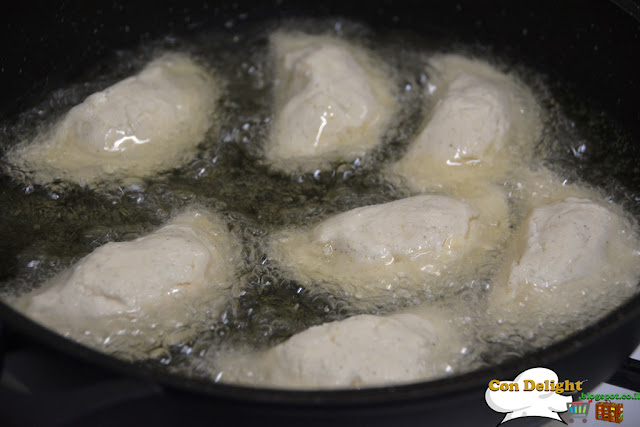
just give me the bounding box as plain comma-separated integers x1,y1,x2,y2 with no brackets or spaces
485,367,572,424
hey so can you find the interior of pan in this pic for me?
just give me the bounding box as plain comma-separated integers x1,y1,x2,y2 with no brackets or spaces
3,0,639,136
1,0,640,407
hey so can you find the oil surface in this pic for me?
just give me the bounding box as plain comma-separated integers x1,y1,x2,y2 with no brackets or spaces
0,18,639,388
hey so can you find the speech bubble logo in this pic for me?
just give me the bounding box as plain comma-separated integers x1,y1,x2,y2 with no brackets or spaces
485,367,572,424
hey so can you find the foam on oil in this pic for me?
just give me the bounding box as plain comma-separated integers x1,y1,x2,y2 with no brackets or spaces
0,18,638,387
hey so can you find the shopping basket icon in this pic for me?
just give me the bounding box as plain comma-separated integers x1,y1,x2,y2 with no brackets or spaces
568,401,591,423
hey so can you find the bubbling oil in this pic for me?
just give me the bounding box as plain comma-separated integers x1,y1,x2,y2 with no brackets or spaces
0,18,639,388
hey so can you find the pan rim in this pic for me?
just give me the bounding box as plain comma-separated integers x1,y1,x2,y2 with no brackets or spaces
2,286,640,407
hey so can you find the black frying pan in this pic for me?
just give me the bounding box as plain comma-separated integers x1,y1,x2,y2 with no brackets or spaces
1,1,640,426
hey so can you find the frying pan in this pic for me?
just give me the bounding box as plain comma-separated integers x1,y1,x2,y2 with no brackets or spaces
1,0,640,425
